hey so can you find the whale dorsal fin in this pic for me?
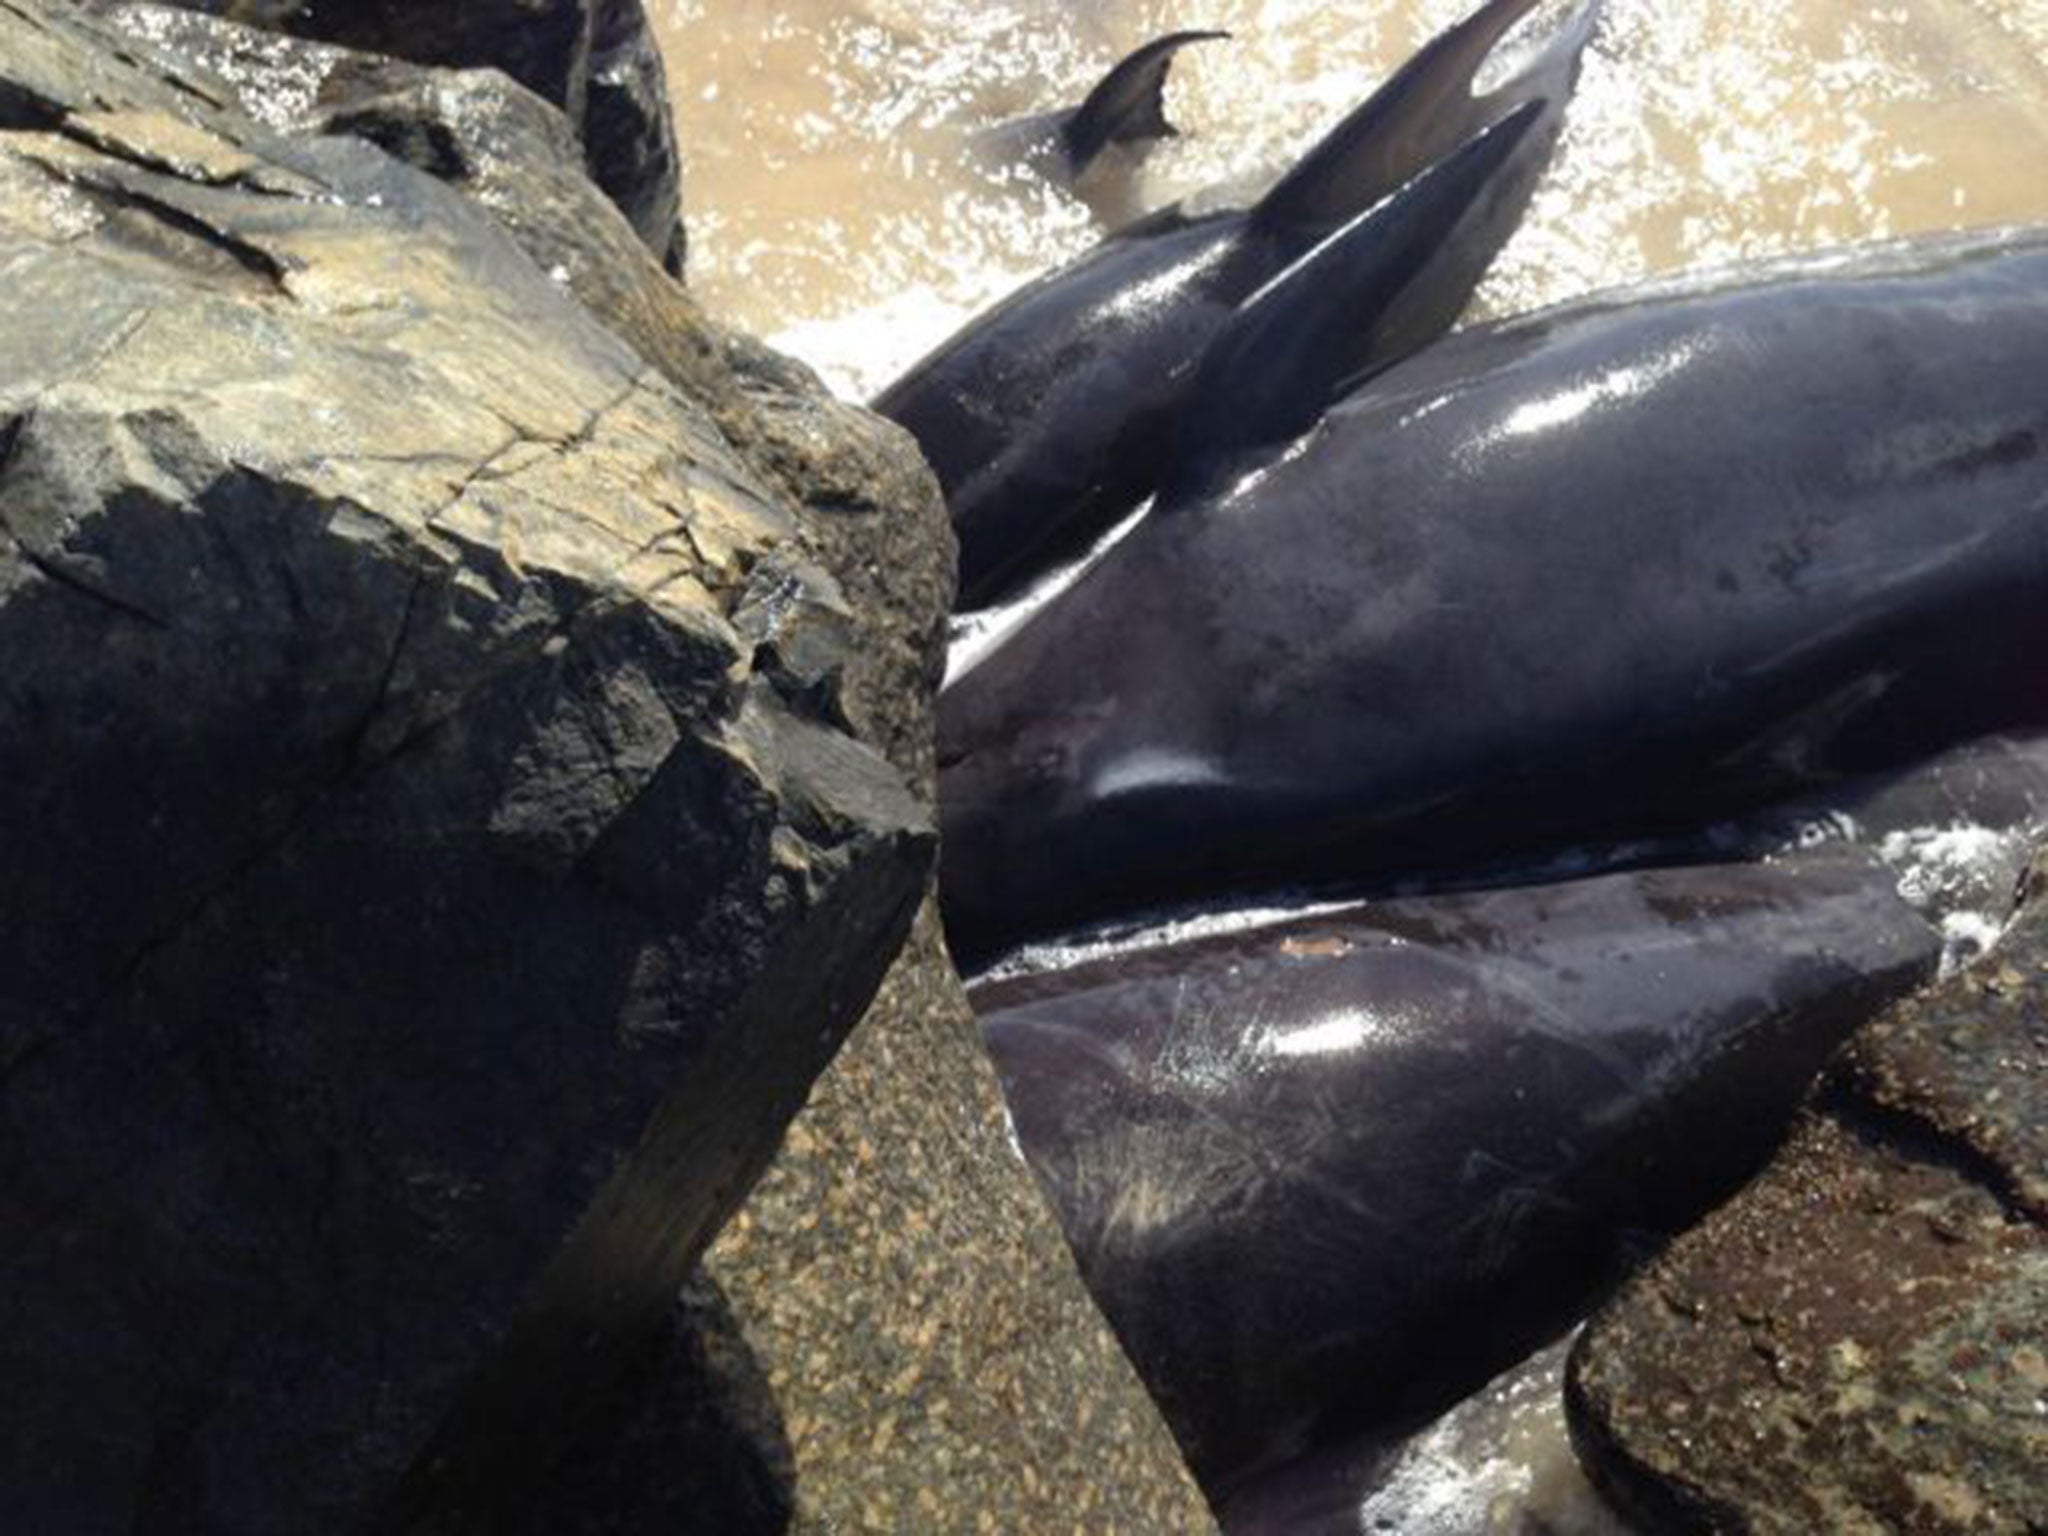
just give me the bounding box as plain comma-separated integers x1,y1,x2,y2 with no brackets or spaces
1061,29,1231,173
1253,0,1596,235
1166,103,1545,502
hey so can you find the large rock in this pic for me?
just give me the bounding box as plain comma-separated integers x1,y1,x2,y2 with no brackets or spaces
17,7,1219,1530
93,0,687,270
90,2,731,403
75,3,954,765
0,4,932,1530
675,155,1215,1534
1567,860,2048,1534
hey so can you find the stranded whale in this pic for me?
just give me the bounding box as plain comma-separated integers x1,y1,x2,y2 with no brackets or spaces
974,853,1940,1490
972,728,2048,1517
937,229,2048,967
881,0,1600,608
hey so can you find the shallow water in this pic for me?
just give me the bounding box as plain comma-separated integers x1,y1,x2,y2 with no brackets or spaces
657,0,2048,396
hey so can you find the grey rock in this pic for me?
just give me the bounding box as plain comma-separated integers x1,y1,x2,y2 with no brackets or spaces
682,303,1213,1531
0,4,931,1531
583,0,683,271
1567,858,2048,1535
45,8,1220,1530
88,3,957,715
90,3,745,423
89,3,732,404
89,0,687,270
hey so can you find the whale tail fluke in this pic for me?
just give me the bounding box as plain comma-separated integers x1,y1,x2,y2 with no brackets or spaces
1253,0,1599,234
1168,102,1547,499
1062,29,1232,173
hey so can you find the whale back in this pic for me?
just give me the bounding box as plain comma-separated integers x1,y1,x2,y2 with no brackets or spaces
937,232,2048,963
877,0,1601,607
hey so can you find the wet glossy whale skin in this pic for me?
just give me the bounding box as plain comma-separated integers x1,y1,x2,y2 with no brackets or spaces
938,230,2048,966
874,0,1594,608
975,854,1941,1490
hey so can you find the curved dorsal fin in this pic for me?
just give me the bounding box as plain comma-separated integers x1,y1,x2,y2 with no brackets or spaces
1254,0,1597,235
1166,102,1546,504
1061,29,1231,173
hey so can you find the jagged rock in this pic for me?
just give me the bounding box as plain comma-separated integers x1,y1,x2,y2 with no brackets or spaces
90,0,686,270
652,157,1211,1530
32,7,1221,1530
88,3,734,405
582,0,681,268
0,4,931,1531
1567,861,2048,1535
92,2,957,703
85,5,952,687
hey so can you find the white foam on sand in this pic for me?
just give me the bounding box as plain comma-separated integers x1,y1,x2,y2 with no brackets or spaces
768,278,1010,402
1356,1335,1633,1536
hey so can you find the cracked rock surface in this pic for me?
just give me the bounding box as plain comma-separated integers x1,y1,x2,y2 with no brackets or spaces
78,4,735,410
84,0,688,271
0,3,931,1530
1567,859,2048,1535
70,9,1216,1528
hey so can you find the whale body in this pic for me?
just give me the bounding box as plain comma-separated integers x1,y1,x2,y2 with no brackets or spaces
975,854,1939,1489
938,230,2048,966
881,0,1599,607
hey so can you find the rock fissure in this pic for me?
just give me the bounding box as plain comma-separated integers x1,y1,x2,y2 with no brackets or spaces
0,522,171,627
0,81,66,132
344,561,429,767
413,428,536,526
26,151,293,291
54,114,229,185
336,591,616,771
467,361,652,461
61,306,157,388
